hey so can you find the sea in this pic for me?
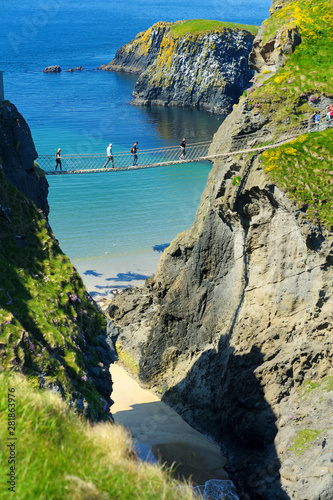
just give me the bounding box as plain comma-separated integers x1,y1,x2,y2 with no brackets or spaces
0,0,271,297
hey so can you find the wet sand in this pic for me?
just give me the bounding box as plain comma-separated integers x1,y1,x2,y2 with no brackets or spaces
110,363,228,485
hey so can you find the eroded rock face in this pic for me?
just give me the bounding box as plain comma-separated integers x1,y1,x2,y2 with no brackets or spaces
0,101,49,214
109,98,333,500
100,22,255,115
99,22,171,74
249,19,301,74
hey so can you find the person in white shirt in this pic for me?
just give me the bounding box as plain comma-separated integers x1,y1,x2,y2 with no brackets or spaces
104,143,114,168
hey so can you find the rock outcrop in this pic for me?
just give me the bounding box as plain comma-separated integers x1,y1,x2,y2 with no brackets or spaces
249,23,301,74
100,21,255,115
108,1,333,498
99,22,171,74
43,65,61,73
0,101,49,215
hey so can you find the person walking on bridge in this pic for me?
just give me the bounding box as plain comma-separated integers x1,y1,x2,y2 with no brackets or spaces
179,137,186,160
131,141,139,166
104,143,114,168
55,148,62,171
314,111,320,131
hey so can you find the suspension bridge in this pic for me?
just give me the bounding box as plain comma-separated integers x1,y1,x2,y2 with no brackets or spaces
37,120,330,175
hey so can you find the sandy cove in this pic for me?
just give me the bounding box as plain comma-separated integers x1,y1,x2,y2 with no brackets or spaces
110,363,228,486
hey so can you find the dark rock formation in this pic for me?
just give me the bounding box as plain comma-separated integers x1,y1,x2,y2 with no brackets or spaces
66,66,83,73
0,101,49,214
43,65,61,73
100,21,255,115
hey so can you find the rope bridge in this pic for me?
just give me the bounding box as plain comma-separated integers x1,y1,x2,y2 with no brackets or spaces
38,119,330,175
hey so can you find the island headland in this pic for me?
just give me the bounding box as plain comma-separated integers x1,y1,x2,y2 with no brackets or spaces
99,20,258,115
107,1,333,499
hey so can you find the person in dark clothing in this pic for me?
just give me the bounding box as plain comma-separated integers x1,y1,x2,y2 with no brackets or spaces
55,148,62,170
179,137,186,160
131,141,139,166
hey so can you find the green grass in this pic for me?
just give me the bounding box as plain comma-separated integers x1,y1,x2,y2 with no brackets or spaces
248,0,333,114
298,376,333,400
260,129,333,229
240,0,333,230
170,19,259,37
0,171,108,418
0,374,196,500
289,429,324,455
117,343,139,375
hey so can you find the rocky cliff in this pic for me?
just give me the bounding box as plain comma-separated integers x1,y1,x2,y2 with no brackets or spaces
99,20,257,115
0,101,115,419
0,101,49,215
108,1,333,498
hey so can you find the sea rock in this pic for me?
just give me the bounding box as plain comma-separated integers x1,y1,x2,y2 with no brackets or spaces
43,65,61,73
101,21,255,115
203,479,239,500
67,66,83,72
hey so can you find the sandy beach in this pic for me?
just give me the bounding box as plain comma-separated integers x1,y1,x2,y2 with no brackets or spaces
72,250,161,299
110,363,228,486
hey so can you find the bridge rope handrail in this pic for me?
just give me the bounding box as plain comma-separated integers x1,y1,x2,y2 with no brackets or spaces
37,118,331,175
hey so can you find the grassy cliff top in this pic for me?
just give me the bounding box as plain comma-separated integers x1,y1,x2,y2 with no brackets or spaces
170,19,259,36
0,374,196,499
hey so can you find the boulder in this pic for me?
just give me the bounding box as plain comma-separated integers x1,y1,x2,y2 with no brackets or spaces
43,65,61,73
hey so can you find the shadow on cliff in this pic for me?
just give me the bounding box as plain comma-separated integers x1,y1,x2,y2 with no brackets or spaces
160,343,290,500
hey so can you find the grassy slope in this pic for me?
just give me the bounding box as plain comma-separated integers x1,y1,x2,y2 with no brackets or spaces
246,0,333,229
170,19,259,36
0,170,108,418
261,130,333,228
0,374,196,500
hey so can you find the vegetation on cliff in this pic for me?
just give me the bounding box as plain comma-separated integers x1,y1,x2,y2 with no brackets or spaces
0,170,110,419
261,130,333,229
0,374,196,499
169,19,259,37
239,0,333,228
247,0,333,114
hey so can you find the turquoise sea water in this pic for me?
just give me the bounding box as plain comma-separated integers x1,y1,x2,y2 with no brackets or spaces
0,0,271,295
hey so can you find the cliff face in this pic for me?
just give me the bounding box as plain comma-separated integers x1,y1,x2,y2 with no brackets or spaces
0,102,115,419
108,1,333,498
99,22,171,74
100,21,256,115
0,101,49,215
